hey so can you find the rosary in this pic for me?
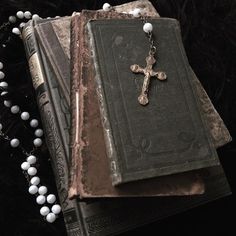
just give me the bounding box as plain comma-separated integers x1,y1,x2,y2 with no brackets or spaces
0,11,61,223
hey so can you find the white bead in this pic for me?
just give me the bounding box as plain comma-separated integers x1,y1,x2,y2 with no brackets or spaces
30,176,40,185
0,71,5,79
27,155,37,164
19,22,26,28
51,204,61,215
46,213,56,223
21,162,30,170
30,119,38,128
27,167,37,176
9,16,17,23
11,105,20,114
0,81,8,88
103,3,111,11
0,62,3,70
12,27,21,35
40,206,50,216
38,186,48,195
16,11,24,19
143,22,153,33
24,11,32,19
4,100,11,107
33,138,42,147
21,112,30,120
10,138,20,147
28,185,38,194
47,194,56,204
36,195,46,205
0,123,2,131
1,91,8,96
34,129,43,137
132,8,141,18
32,14,40,20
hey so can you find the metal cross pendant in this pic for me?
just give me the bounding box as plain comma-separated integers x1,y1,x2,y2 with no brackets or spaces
130,54,167,105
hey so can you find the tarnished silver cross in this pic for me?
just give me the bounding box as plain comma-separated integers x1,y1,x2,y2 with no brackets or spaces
130,54,167,105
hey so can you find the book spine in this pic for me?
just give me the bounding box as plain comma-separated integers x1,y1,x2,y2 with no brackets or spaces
68,15,82,198
36,22,71,106
87,22,122,186
22,20,86,236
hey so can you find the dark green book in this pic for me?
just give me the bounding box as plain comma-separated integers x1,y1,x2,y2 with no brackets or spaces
88,18,220,186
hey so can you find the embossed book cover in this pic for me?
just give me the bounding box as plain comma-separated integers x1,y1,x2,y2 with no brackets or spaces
88,18,221,186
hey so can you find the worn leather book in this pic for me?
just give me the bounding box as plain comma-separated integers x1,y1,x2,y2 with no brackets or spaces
69,10,231,198
86,18,222,186
25,12,231,236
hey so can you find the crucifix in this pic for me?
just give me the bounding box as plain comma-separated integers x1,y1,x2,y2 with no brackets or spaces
130,53,167,106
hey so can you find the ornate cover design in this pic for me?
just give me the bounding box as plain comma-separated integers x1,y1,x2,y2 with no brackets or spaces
88,18,221,185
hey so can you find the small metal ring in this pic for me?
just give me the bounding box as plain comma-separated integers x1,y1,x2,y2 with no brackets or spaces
149,45,156,55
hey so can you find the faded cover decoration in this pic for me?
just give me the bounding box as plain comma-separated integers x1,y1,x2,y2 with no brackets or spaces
88,18,221,186
25,8,231,236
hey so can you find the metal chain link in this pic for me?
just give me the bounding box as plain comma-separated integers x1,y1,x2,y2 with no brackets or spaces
0,131,11,141
0,22,10,31
141,16,157,55
0,130,36,156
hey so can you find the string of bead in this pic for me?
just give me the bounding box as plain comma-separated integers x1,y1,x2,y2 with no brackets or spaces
0,11,61,223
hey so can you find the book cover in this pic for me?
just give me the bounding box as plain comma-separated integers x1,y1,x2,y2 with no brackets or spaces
69,10,207,198
88,18,221,185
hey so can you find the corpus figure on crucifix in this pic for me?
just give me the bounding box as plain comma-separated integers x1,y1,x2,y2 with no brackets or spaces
130,53,167,105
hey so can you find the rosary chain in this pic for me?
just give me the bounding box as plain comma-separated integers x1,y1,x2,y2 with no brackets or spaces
0,11,61,223
0,22,10,31
0,130,11,140
141,16,157,55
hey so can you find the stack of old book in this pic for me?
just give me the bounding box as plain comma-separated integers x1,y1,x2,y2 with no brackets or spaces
22,1,232,235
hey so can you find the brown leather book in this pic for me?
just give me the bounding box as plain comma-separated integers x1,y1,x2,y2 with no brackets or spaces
69,10,230,198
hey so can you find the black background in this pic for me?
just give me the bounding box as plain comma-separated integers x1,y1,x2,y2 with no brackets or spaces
0,0,235,235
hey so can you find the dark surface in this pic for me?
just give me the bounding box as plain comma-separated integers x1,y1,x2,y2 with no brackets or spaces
0,0,235,236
